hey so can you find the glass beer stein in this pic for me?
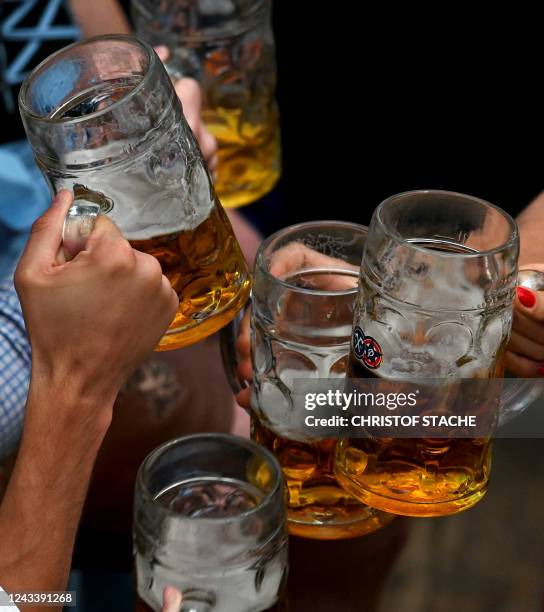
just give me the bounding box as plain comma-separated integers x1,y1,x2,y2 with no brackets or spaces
249,221,394,538
18,35,250,350
134,434,288,611
132,0,280,208
335,190,519,517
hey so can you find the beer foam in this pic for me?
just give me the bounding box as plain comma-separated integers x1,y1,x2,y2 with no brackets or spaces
300,233,359,261
394,258,487,311
369,308,508,380
108,161,215,240
363,258,510,379
58,149,215,240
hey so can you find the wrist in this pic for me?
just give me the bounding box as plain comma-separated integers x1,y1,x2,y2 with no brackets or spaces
29,353,121,410
23,372,117,450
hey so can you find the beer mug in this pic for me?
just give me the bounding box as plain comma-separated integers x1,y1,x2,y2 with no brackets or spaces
18,35,251,350
134,434,288,611
132,0,280,208
335,190,519,517
247,221,393,538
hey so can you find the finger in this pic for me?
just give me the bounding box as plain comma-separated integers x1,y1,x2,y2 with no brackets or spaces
84,213,127,251
235,309,251,357
208,154,218,173
161,273,180,321
174,78,202,132
154,45,170,63
55,244,68,265
507,330,544,363
197,127,218,164
269,243,359,288
236,387,252,411
238,358,253,384
511,309,544,347
269,243,309,278
231,400,250,436
76,216,132,272
161,586,182,612
515,286,544,321
21,190,73,266
505,350,544,378
520,263,544,274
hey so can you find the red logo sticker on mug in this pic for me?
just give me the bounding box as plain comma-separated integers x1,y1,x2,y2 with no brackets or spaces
353,326,383,369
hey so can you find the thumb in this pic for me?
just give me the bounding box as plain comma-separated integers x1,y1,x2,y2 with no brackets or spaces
161,586,182,612
154,45,170,63
20,190,73,267
174,78,202,133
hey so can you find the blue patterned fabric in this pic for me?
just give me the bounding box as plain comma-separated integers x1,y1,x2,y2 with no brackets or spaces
1,0,80,114
1,0,79,272
0,274,30,460
0,140,50,275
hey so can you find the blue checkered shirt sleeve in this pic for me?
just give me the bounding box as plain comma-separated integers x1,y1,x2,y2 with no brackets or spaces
0,276,30,460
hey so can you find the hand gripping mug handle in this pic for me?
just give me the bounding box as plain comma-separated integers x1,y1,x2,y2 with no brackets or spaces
499,269,544,427
219,297,251,397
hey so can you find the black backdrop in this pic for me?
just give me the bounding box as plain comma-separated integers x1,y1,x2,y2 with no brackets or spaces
4,2,539,230
269,3,542,231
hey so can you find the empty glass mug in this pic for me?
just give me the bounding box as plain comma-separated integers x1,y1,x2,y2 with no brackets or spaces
134,434,288,611
247,221,394,538
132,0,280,208
335,190,519,517
19,34,251,350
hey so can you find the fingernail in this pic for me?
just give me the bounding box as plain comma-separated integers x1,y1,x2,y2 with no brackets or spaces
517,286,536,308
538,366,544,376
51,192,64,207
163,586,182,606
52,190,70,208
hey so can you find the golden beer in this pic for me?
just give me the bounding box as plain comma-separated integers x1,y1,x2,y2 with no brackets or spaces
252,418,393,539
334,285,511,517
333,188,518,517
132,0,281,209
130,203,251,350
203,106,281,208
334,353,500,517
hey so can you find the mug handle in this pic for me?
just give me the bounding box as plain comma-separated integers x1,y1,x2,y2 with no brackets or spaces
219,298,251,397
62,202,100,261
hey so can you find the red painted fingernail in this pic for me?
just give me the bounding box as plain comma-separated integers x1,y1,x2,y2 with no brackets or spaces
517,286,536,308
538,366,544,376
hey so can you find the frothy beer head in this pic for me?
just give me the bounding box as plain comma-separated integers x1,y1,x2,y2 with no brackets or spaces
359,258,509,380
106,158,215,241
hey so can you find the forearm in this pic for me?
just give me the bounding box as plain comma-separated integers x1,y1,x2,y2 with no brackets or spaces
517,191,544,266
0,381,114,609
0,454,16,503
69,0,131,38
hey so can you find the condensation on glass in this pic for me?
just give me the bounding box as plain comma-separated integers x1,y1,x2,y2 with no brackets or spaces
250,221,394,539
133,434,288,611
132,0,281,208
335,190,519,517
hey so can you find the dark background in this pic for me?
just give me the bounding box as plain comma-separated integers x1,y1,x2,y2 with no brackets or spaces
269,4,542,230
2,2,541,227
